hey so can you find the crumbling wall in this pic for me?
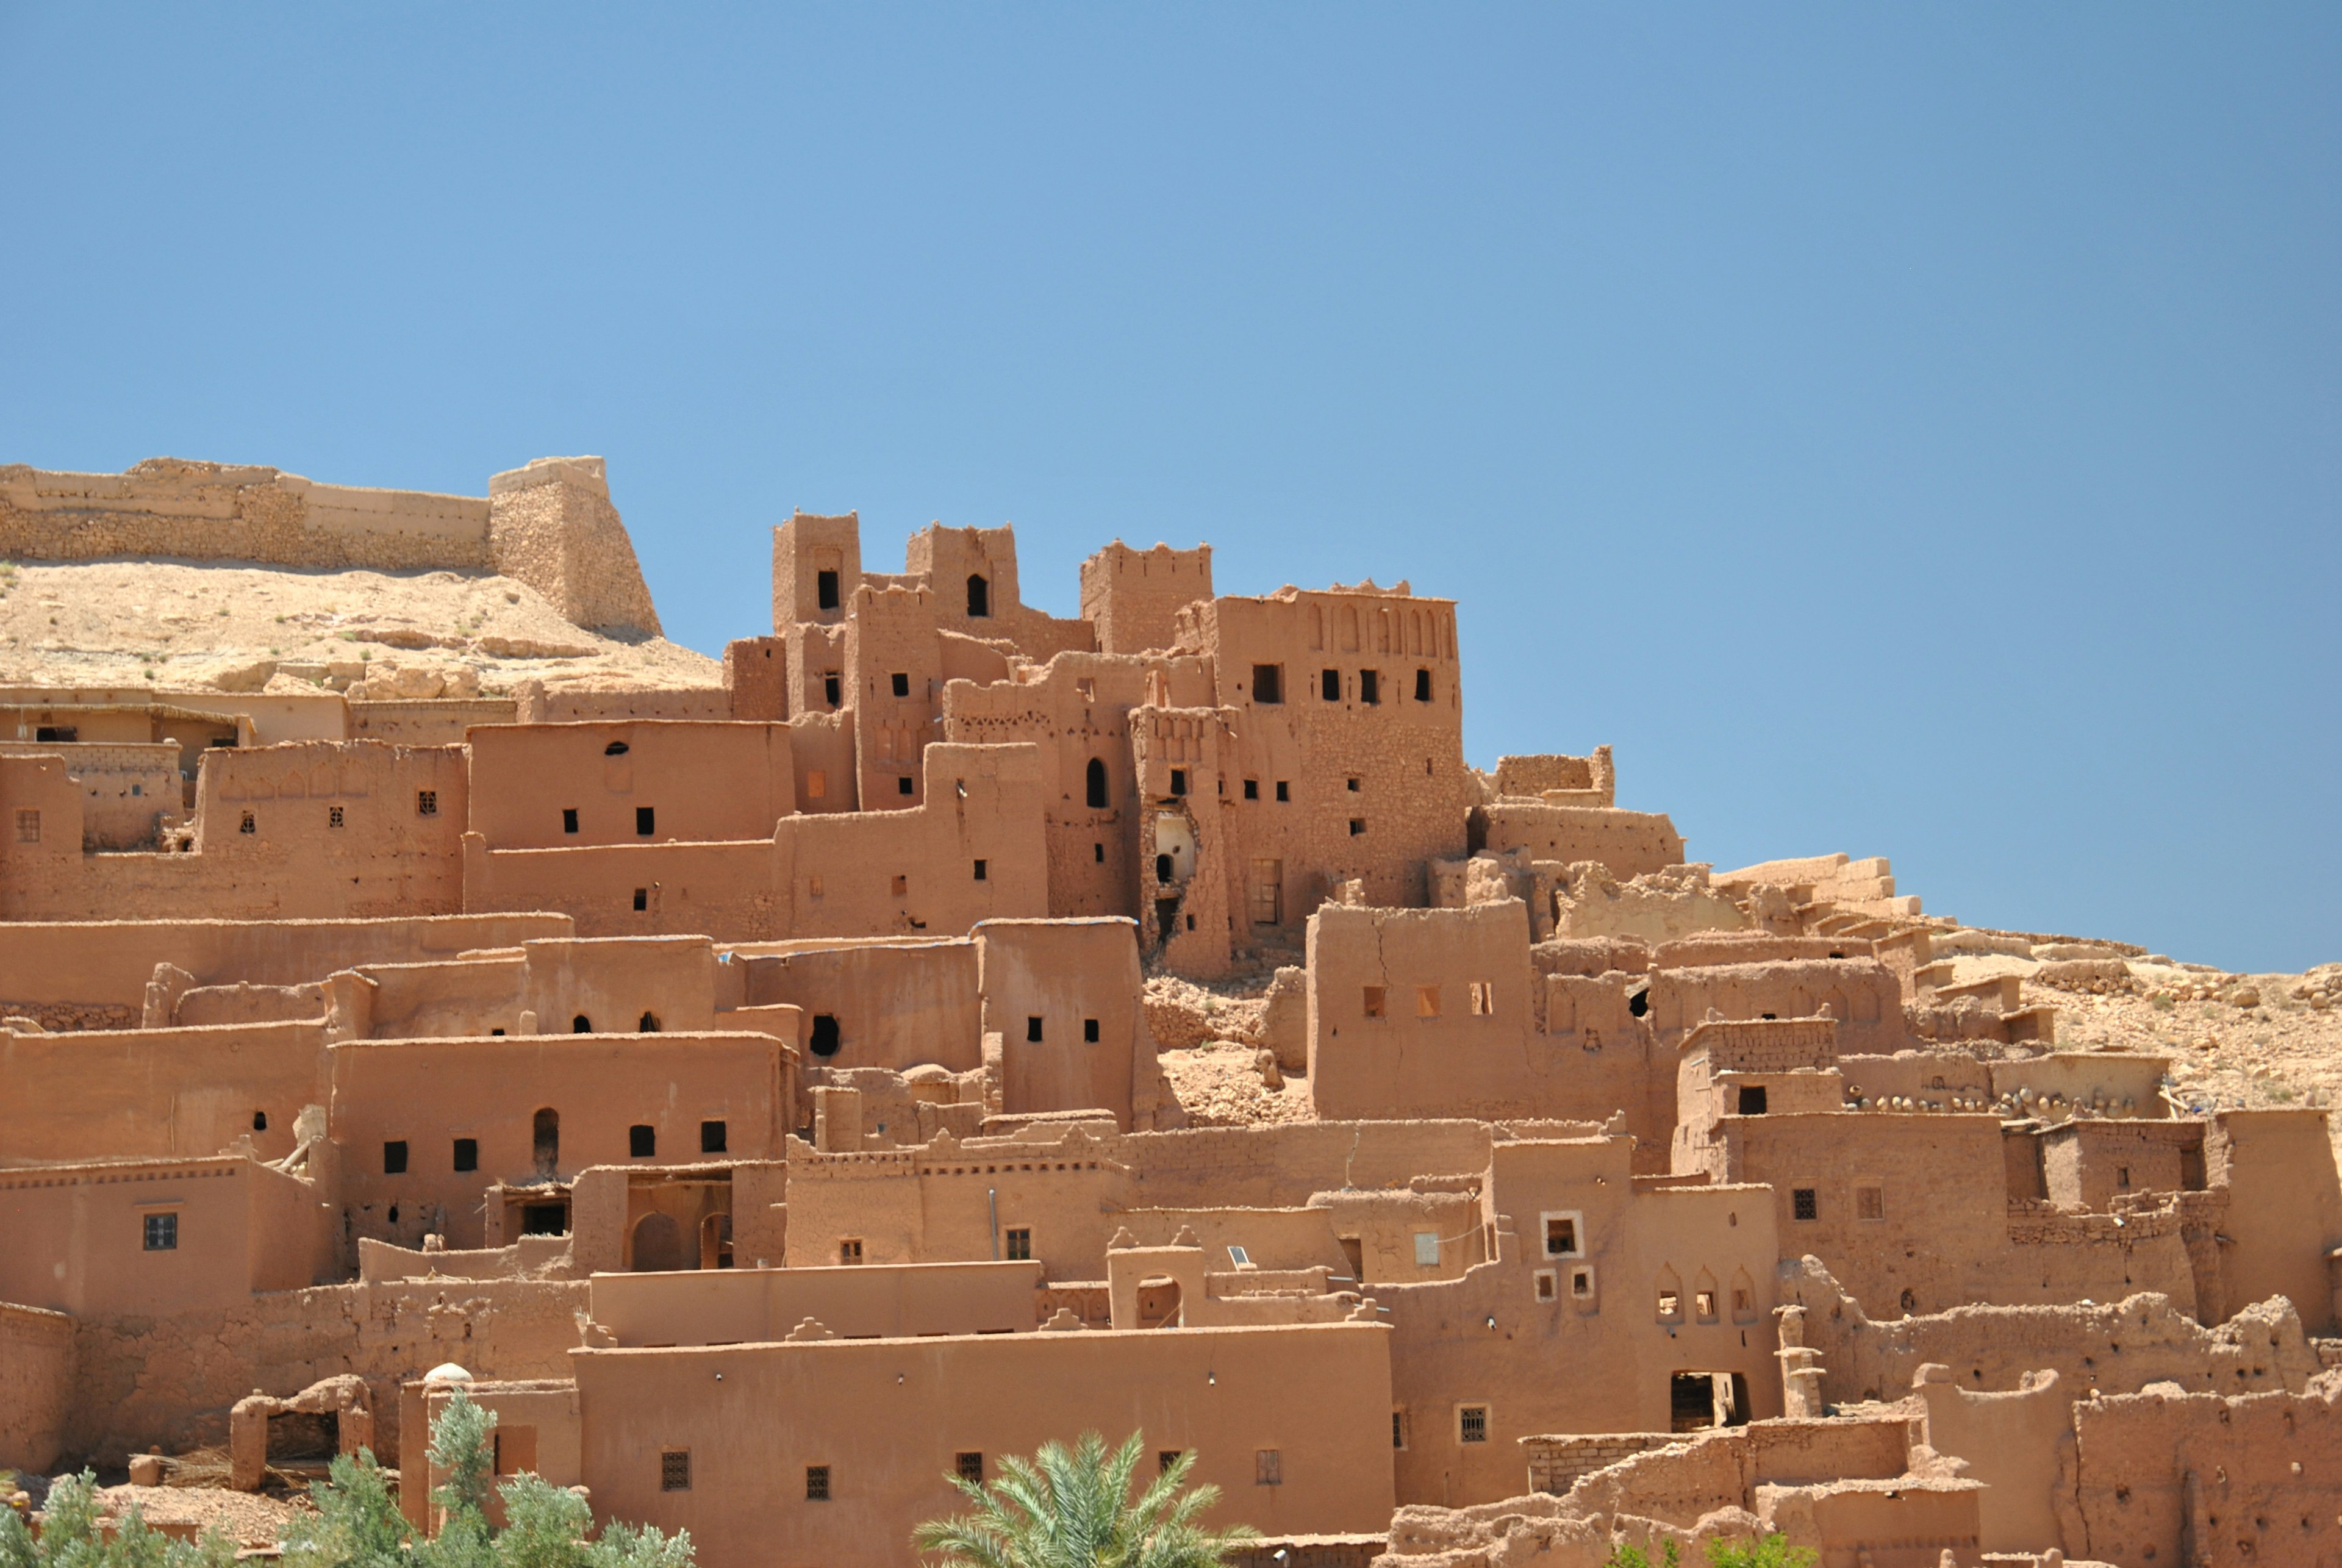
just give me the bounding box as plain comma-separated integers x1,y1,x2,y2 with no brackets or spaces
0,1300,74,1473
485,458,661,637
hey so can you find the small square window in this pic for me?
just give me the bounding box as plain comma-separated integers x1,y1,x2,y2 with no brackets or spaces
1542,1214,1579,1257
1359,669,1380,704
1695,1291,1717,1322
1084,1018,1100,1043
1658,1289,1680,1319
1571,1265,1594,1298
898,775,914,797
956,1452,984,1484
806,1464,831,1500
661,1450,691,1492
1026,1017,1044,1042
1345,776,1361,793
239,811,256,835
383,1140,409,1175
143,1212,178,1251
1737,1084,1769,1115
14,808,39,844
1250,664,1283,704
1857,1186,1885,1221
1255,1449,1281,1486
1534,1270,1558,1302
701,1120,728,1153
1416,985,1441,1018
453,1137,479,1172
632,887,648,911
1274,781,1289,802
973,859,987,881
1158,1450,1183,1475
823,673,841,707
891,672,911,698
630,1125,656,1158
2117,1166,2132,1190
1468,981,1493,1015
1348,818,1366,836
1170,768,1187,796
1458,1406,1489,1444
636,806,655,836
815,568,840,610
1004,1227,1032,1261
1414,1231,1441,1267
1321,668,1341,701
1243,778,1259,800
328,805,345,828
839,1239,863,1265
809,875,825,898
1363,986,1386,1018
562,807,579,834
1792,1187,1819,1222
416,790,437,817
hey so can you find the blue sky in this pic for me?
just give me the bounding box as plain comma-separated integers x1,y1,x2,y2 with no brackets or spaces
2,5,2334,970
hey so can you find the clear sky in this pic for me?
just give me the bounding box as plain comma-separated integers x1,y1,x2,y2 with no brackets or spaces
2,6,2335,971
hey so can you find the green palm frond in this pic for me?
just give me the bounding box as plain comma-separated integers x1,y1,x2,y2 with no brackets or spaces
912,1431,1259,1568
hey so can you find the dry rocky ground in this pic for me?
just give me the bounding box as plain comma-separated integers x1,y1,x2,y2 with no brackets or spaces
0,557,720,695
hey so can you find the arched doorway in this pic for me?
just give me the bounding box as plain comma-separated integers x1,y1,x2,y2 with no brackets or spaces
630,1212,684,1272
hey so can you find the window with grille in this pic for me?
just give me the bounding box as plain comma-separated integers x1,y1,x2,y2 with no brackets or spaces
1857,1186,1885,1221
143,1212,177,1251
660,1451,690,1492
1004,1227,1031,1261
805,1465,830,1501
955,1452,983,1484
14,808,40,843
329,805,344,828
839,1239,863,1265
415,790,437,817
239,811,256,834
1255,1450,1281,1486
1391,1410,1407,1450
1792,1188,1819,1222
1458,1406,1489,1444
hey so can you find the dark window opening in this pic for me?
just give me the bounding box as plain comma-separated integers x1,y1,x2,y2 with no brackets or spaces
1360,669,1380,704
1169,768,1187,797
1346,777,1361,792
1792,1187,1818,1222
816,569,840,610
1415,668,1433,702
1093,842,1105,862
661,1450,692,1492
329,805,344,828
239,811,256,834
639,1011,660,1032
701,1120,728,1154
1738,1085,1769,1115
1086,757,1109,809
823,673,841,707
35,725,77,743
636,806,654,836
383,1140,409,1174
1155,897,1180,933
415,790,437,817
966,575,990,618
1084,1018,1100,1043
1158,1450,1183,1475
1275,781,1289,802
956,1452,985,1484
805,1466,830,1502
630,1125,656,1158
252,1111,268,1132
1243,779,1258,800
898,775,914,796
520,1203,567,1236
387,1206,399,1225
1004,1227,1031,1261
453,1138,478,1172
1026,1016,1044,1043
603,740,630,756
1156,853,1173,883
143,1212,177,1251
1250,664,1283,704
562,807,579,834
1628,989,1650,1018
1348,818,1366,836
1322,668,1341,701
973,859,987,881
890,671,911,698
1544,1217,1577,1255
1458,1407,1489,1444
809,1014,841,1057
632,888,648,911
1670,1373,1726,1432
1185,913,1195,931
573,1014,593,1033
533,1108,560,1175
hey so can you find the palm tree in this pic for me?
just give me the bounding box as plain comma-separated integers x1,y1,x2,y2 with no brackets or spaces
912,1431,1260,1568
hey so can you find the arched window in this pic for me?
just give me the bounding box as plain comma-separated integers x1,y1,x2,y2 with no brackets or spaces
967,574,990,618
532,1108,560,1177
1086,757,1108,810
631,1212,684,1272
639,1011,660,1033
809,1014,842,1058
572,1014,592,1033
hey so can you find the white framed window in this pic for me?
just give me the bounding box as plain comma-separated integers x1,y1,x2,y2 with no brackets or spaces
1533,1269,1558,1303
1413,1231,1441,1268
1539,1210,1585,1258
